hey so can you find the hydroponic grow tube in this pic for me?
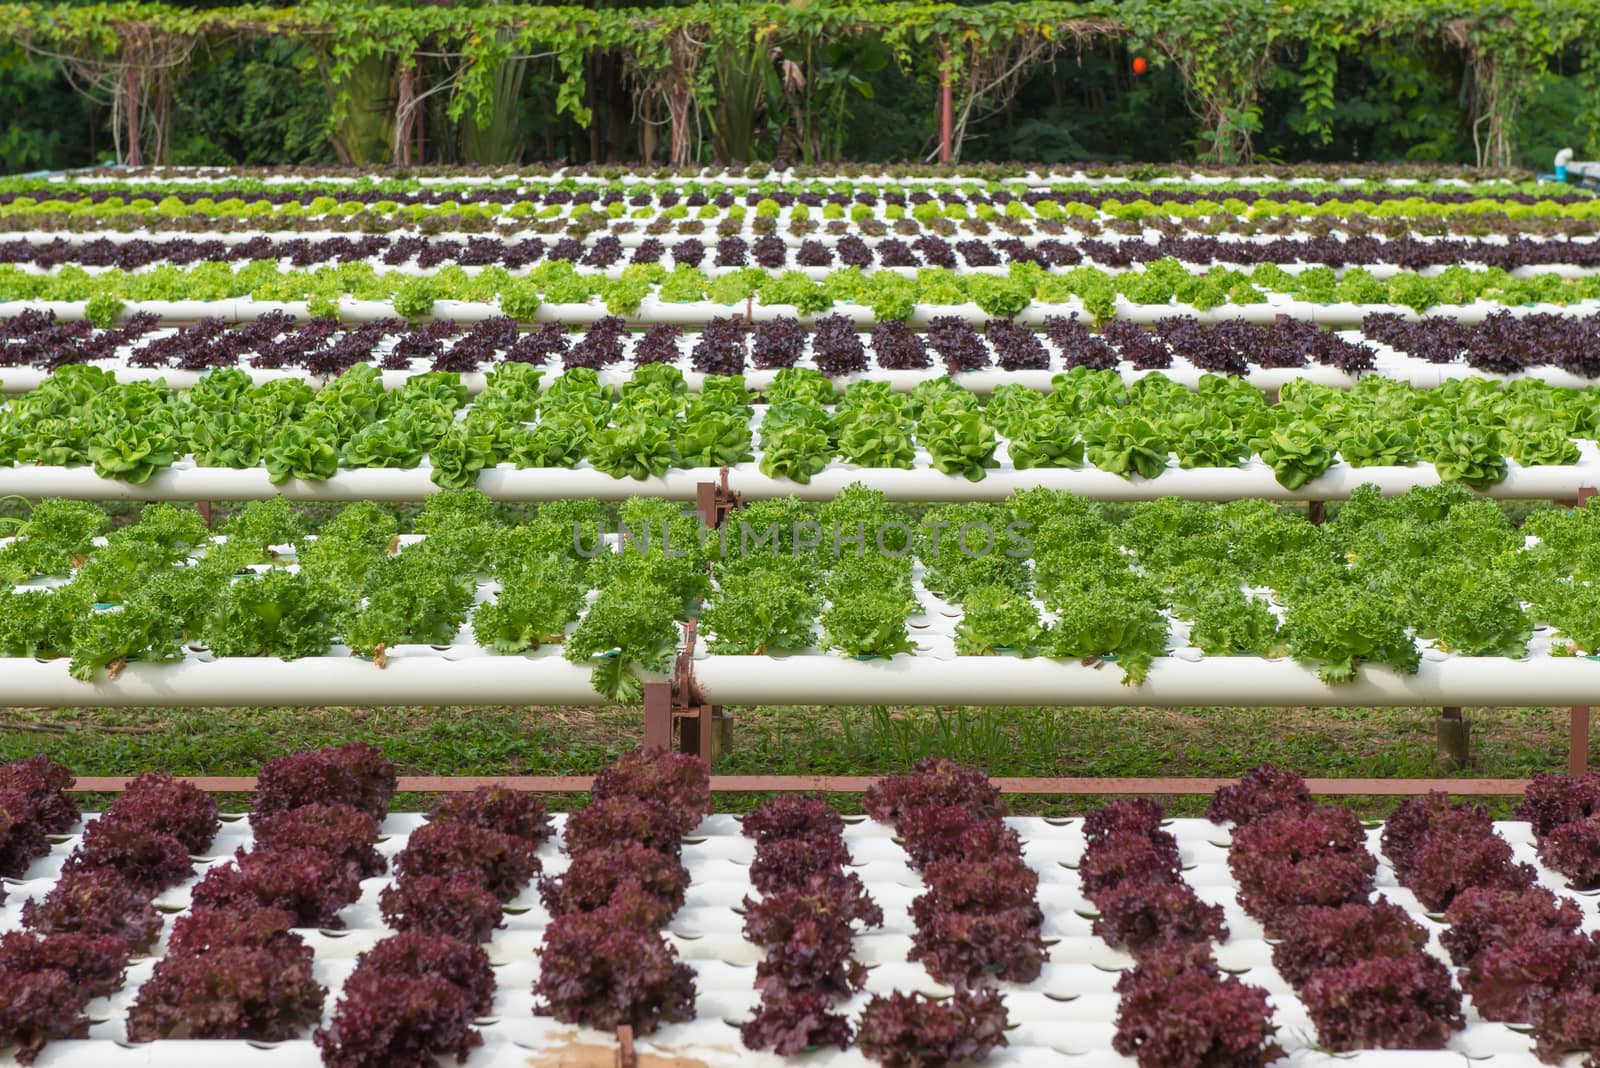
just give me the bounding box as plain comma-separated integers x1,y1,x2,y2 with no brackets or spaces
3,454,1593,503
3,653,1598,708
0,813,1584,1067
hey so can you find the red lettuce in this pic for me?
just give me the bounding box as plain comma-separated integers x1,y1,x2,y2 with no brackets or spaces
749,833,852,892
740,795,844,845
0,970,87,1066
0,931,130,1001
561,795,686,858
250,802,386,878
1440,885,1584,967
61,815,193,892
1079,829,1183,900
126,943,327,1041
0,756,79,834
740,991,853,1055
1113,947,1282,1068
1269,901,1427,987
533,911,697,1035
189,846,365,928
589,748,711,834
1093,881,1228,956
1300,955,1464,1050
252,742,396,822
314,971,483,1068
863,758,1003,827
108,772,219,853
856,988,1010,1068
0,788,51,878
429,786,553,846
379,874,504,943
538,841,689,923
1208,765,1312,826
394,820,539,902
21,868,164,951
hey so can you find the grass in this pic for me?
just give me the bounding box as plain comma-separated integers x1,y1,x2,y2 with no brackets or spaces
0,702,1579,817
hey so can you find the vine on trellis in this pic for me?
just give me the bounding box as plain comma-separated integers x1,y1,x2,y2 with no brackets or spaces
1,0,1595,166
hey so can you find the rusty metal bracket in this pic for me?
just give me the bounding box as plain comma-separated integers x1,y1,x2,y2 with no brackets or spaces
615,1024,635,1068
643,618,723,762
695,467,742,530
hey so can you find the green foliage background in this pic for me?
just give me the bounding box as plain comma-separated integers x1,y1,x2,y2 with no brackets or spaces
1,0,1596,172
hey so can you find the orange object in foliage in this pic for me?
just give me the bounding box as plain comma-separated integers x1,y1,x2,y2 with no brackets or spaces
1132,56,1148,74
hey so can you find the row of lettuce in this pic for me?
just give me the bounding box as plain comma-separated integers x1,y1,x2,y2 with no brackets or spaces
5,362,1597,491
7,752,1600,1066
10,308,1600,381
22,232,1600,275
9,260,1600,324
5,481,1600,694
6,186,1598,228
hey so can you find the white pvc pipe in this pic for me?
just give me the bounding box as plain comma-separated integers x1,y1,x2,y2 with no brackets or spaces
7,295,1597,330
5,653,1599,708
2,457,1593,503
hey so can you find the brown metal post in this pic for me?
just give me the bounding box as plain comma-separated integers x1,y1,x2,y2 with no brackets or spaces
1437,706,1469,770
615,1024,635,1068
1307,500,1326,525
938,52,954,165
1571,707,1591,776
125,66,141,168
196,500,212,527
642,680,672,751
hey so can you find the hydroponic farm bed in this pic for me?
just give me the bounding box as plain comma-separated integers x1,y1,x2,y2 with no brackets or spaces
9,162,1600,1068
5,751,1600,1068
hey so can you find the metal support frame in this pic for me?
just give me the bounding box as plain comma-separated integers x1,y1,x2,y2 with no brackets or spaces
642,473,740,763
